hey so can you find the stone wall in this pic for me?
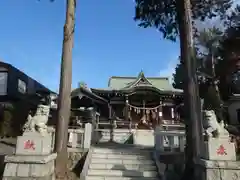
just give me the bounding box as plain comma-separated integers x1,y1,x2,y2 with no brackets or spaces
67,149,88,180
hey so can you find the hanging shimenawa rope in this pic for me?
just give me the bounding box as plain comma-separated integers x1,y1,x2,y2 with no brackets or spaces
127,103,162,110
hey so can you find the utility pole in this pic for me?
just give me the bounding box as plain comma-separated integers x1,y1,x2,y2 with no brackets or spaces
177,0,201,179
54,0,76,179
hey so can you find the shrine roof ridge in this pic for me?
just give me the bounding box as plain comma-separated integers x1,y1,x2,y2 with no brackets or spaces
109,76,169,79
108,76,169,85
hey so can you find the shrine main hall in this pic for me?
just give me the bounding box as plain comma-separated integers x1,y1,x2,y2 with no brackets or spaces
71,71,184,129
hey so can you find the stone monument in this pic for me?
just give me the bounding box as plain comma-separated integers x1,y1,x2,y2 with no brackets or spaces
196,109,240,180
3,100,56,180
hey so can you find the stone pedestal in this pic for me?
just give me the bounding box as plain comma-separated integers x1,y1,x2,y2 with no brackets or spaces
16,132,52,155
201,138,236,161
3,132,56,180
197,137,239,180
196,159,240,180
3,153,57,180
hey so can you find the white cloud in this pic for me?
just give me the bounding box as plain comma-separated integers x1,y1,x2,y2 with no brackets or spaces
159,56,180,83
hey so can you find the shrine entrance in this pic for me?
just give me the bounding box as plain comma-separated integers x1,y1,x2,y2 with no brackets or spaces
127,100,161,130
124,87,182,130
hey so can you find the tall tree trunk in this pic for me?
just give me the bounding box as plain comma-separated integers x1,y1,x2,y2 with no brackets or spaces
54,0,76,179
209,51,224,121
210,52,220,98
176,0,201,179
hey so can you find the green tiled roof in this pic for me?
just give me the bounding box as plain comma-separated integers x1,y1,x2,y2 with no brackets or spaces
108,71,183,93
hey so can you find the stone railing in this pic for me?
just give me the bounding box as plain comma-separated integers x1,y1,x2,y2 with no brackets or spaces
154,126,186,153
48,123,92,151
96,119,135,129
67,128,84,148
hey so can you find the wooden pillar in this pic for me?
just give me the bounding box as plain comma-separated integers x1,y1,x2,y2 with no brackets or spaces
108,103,112,120
108,103,114,141
158,100,163,125
96,112,100,130
171,106,175,124
125,96,131,129
108,103,114,128
174,107,179,123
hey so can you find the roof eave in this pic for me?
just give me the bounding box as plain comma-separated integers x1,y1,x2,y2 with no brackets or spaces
71,87,108,104
90,87,183,97
122,86,183,96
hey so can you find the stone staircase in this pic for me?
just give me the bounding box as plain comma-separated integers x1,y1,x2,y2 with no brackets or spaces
85,144,160,180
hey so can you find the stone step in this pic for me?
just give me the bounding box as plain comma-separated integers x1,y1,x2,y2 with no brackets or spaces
96,129,131,133
89,163,157,171
93,148,153,155
88,169,158,177
100,133,129,135
100,136,129,139
86,176,159,180
91,153,152,160
100,136,127,139
99,138,127,142
92,151,152,156
93,144,153,149
99,138,128,141
91,158,155,165
100,135,129,138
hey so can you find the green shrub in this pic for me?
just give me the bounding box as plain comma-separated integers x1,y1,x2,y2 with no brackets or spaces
0,110,12,137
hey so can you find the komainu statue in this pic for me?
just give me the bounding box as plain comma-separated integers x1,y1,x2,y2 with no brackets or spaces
23,104,50,136
203,110,229,139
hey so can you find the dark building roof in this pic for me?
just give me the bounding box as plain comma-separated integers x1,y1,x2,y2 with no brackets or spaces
0,61,56,95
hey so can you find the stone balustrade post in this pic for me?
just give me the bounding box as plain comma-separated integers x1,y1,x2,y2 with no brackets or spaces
83,123,92,150
179,135,185,152
168,135,175,151
154,126,164,152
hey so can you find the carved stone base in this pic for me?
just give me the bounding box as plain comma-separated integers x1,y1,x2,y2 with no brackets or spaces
16,132,52,155
196,158,240,180
3,153,56,180
201,138,236,161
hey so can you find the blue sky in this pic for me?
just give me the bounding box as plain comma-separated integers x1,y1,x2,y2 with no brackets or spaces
0,0,188,92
